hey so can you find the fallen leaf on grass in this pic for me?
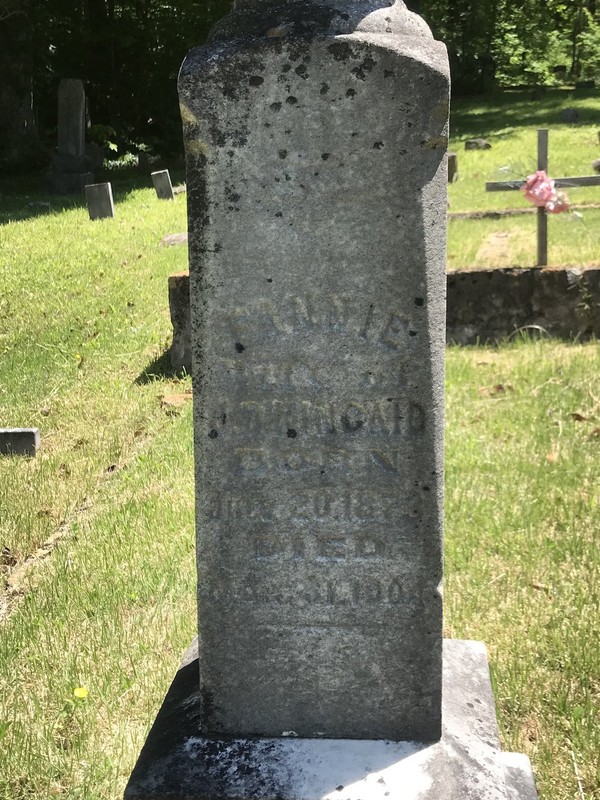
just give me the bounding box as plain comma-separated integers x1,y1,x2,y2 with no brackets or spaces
479,383,513,398
1,547,17,568
571,412,588,422
530,582,550,594
160,392,193,416
160,392,192,408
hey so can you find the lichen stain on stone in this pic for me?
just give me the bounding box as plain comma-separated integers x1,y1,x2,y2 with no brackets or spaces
352,55,377,81
180,102,198,126
327,41,353,62
186,139,211,157
420,136,448,151
432,101,450,121
266,24,292,38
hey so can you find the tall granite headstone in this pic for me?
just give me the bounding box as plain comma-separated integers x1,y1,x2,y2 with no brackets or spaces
48,80,94,194
126,2,538,798
183,0,447,745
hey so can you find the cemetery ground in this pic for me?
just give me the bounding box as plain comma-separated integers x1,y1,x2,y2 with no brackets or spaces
449,88,600,269
0,89,598,799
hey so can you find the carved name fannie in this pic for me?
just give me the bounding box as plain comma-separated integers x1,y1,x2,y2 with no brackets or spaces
227,293,422,350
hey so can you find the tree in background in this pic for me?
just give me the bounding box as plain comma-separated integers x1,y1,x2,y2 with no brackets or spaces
1,0,233,169
3,1,600,171
0,0,43,171
419,0,600,91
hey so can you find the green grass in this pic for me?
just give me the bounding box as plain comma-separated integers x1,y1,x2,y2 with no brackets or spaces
449,89,600,268
445,340,600,800
0,186,189,563
448,209,600,269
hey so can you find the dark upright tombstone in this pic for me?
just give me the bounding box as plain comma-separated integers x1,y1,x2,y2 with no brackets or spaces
152,170,175,200
48,80,94,194
85,182,115,220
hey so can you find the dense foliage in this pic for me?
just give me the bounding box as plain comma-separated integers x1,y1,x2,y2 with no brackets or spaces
1,0,600,169
0,0,232,169
418,0,600,92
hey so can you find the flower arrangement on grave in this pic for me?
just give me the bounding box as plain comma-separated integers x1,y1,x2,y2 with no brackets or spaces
522,170,570,214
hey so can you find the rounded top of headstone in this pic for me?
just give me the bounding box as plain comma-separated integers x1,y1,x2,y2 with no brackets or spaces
214,0,433,42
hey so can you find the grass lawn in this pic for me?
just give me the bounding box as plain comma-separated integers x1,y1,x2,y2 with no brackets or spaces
0,92,598,799
449,89,600,268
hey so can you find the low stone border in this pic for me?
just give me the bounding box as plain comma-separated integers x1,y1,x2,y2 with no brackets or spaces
449,203,600,220
447,267,600,344
168,268,600,371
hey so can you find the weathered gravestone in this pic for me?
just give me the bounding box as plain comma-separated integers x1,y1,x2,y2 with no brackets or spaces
85,182,115,220
48,80,94,194
448,151,458,182
152,169,175,200
0,428,40,457
126,2,538,798
168,272,192,372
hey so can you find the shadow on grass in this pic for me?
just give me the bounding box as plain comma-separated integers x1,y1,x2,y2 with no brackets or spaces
451,88,600,139
135,350,189,385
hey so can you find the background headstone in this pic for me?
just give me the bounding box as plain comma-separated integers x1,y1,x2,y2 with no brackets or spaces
561,107,580,123
465,137,492,150
448,151,458,182
168,272,192,372
0,428,40,457
151,169,175,200
48,80,94,194
85,182,115,220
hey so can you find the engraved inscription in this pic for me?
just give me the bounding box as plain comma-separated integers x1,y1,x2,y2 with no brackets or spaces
208,576,409,607
232,445,410,475
208,488,423,524
225,293,416,350
214,398,425,437
251,530,388,561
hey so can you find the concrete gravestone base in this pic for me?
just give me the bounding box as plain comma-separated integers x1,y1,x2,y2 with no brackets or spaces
125,639,537,800
168,272,192,372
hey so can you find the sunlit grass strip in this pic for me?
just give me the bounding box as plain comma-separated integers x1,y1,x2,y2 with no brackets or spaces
445,340,600,800
448,209,600,269
0,188,188,565
0,410,196,800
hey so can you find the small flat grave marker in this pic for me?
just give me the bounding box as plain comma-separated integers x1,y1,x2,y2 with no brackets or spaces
85,182,115,220
486,129,600,266
0,428,40,457
151,170,175,200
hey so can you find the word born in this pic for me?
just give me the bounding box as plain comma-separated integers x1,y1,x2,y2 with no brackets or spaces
234,444,410,475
